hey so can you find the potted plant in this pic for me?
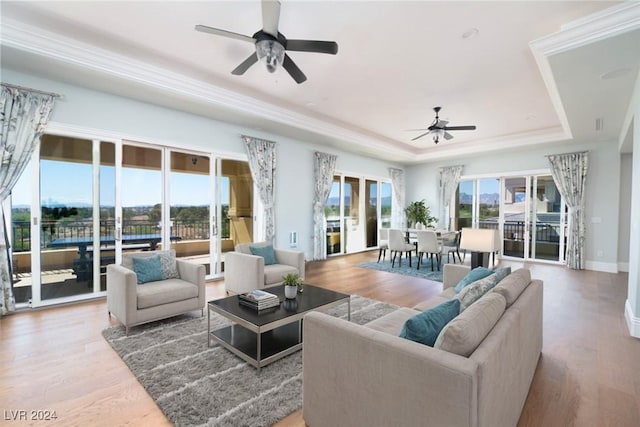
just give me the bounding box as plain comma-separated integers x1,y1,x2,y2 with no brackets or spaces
405,200,437,228
282,273,303,299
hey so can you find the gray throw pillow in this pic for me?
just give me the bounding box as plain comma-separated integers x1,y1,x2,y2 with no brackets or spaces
456,273,502,312
158,251,179,279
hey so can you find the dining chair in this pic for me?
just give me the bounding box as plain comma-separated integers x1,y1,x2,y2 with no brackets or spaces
415,230,442,271
388,229,415,267
441,230,466,264
377,228,389,262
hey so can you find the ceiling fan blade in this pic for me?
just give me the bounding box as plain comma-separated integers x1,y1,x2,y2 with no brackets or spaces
282,54,307,84
262,0,281,38
286,40,339,55
404,128,429,132
443,132,454,140
195,25,255,43
437,120,448,128
231,53,258,75
444,125,477,131
411,132,431,141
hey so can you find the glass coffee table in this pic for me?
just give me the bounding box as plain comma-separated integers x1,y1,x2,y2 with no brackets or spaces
208,284,350,372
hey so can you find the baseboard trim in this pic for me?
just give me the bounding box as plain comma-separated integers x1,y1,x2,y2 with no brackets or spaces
618,262,629,272
625,300,640,339
585,260,618,273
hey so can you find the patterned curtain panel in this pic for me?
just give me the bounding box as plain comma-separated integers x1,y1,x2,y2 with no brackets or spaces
1,84,57,315
439,165,463,230
242,135,276,242
312,152,337,260
547,152,588,270
389,168,406,229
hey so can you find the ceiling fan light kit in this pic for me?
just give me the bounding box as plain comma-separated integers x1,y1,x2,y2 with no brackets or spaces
410,106,477,144
195,0,338,84
256,39,285,73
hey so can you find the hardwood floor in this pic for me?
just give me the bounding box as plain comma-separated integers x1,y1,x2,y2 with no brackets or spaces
1,251,638,426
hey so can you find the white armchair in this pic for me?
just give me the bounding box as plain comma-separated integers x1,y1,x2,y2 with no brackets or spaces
107,250,206,335
224,241,305,295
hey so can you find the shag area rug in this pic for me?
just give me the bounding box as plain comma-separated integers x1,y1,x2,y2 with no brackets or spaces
358,257,453,282
102,295,398,427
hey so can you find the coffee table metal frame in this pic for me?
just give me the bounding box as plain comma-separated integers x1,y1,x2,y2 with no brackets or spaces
208,285,350,372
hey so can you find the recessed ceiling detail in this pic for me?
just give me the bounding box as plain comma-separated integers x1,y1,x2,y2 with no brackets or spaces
1,2,638,163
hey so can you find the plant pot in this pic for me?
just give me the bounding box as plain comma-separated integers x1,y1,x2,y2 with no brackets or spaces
284,285,298,299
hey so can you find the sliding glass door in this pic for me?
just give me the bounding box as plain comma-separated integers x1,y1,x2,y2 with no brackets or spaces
325,175,392,257
9,133,254,308
455,173,566,264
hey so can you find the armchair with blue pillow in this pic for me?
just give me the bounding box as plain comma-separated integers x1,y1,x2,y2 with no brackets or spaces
224,241,305,294
106,249,206,335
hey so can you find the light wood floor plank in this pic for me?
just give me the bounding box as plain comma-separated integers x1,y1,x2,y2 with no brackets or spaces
1,251,638,426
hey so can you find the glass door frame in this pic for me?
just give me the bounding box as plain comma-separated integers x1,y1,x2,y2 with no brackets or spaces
456,169,566,265
15,122,256,308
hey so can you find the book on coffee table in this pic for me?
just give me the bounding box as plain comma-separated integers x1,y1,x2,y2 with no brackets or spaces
238,298,281,311
239,290,278,302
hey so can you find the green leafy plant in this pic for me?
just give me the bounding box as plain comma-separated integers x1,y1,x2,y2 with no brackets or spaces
405,200,437,227
282,273,303,292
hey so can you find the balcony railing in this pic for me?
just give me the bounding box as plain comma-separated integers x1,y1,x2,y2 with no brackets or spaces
12,219,231,252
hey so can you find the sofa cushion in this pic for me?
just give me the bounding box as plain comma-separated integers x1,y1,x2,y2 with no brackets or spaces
492,268,531,307
435,292,507,357
440,287,458,299
413,296,450,311
399,299,461,346
365,307,420,335
132,255,163,284
264,264,298,285
250,244,277,265
136,278,199,309
454,267,494,293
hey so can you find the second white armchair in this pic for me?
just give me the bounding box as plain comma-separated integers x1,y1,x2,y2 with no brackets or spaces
224,241,305,295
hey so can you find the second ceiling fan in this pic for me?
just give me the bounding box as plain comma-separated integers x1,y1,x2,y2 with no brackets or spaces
411,107,477,144
195,0,338,84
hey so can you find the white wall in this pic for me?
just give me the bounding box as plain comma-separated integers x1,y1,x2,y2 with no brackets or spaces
619,153,633,269
405,141,623,272
2,68,402,260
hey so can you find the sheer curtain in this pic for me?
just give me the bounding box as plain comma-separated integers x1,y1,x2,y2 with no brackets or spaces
241,135,276,243
1,84,57,315
547,151,588,270
389,168,405,229
312,152,337,260
439,165,463,230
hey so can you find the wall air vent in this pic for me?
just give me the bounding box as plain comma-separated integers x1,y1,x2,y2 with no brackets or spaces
595,118,604,132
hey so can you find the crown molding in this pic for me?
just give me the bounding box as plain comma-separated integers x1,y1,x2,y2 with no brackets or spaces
2,3,634,165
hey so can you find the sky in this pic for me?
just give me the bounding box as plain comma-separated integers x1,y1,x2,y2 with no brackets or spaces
11,160,230,208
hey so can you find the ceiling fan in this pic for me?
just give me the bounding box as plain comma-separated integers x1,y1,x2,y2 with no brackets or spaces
410,107,477,144
195,0,338,84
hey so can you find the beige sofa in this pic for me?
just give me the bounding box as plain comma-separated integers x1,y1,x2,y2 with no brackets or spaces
107,250,206,334
303,264,543,427
224,241,305,294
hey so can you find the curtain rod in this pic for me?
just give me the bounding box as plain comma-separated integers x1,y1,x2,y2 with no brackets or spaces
544,150,588,158
1,82,62,98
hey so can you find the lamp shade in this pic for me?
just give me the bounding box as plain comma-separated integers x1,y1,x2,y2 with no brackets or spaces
459,228,500,252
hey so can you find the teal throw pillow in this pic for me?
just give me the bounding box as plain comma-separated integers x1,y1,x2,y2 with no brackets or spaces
132,255,164,284
399,299,461,346
249,245,277,265
454,267,494,293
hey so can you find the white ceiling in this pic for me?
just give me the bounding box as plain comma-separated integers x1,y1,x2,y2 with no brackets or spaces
1,1,639,163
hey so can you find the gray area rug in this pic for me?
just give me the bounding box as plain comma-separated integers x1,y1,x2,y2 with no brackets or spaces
359,257,450,282
102,295,398,426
